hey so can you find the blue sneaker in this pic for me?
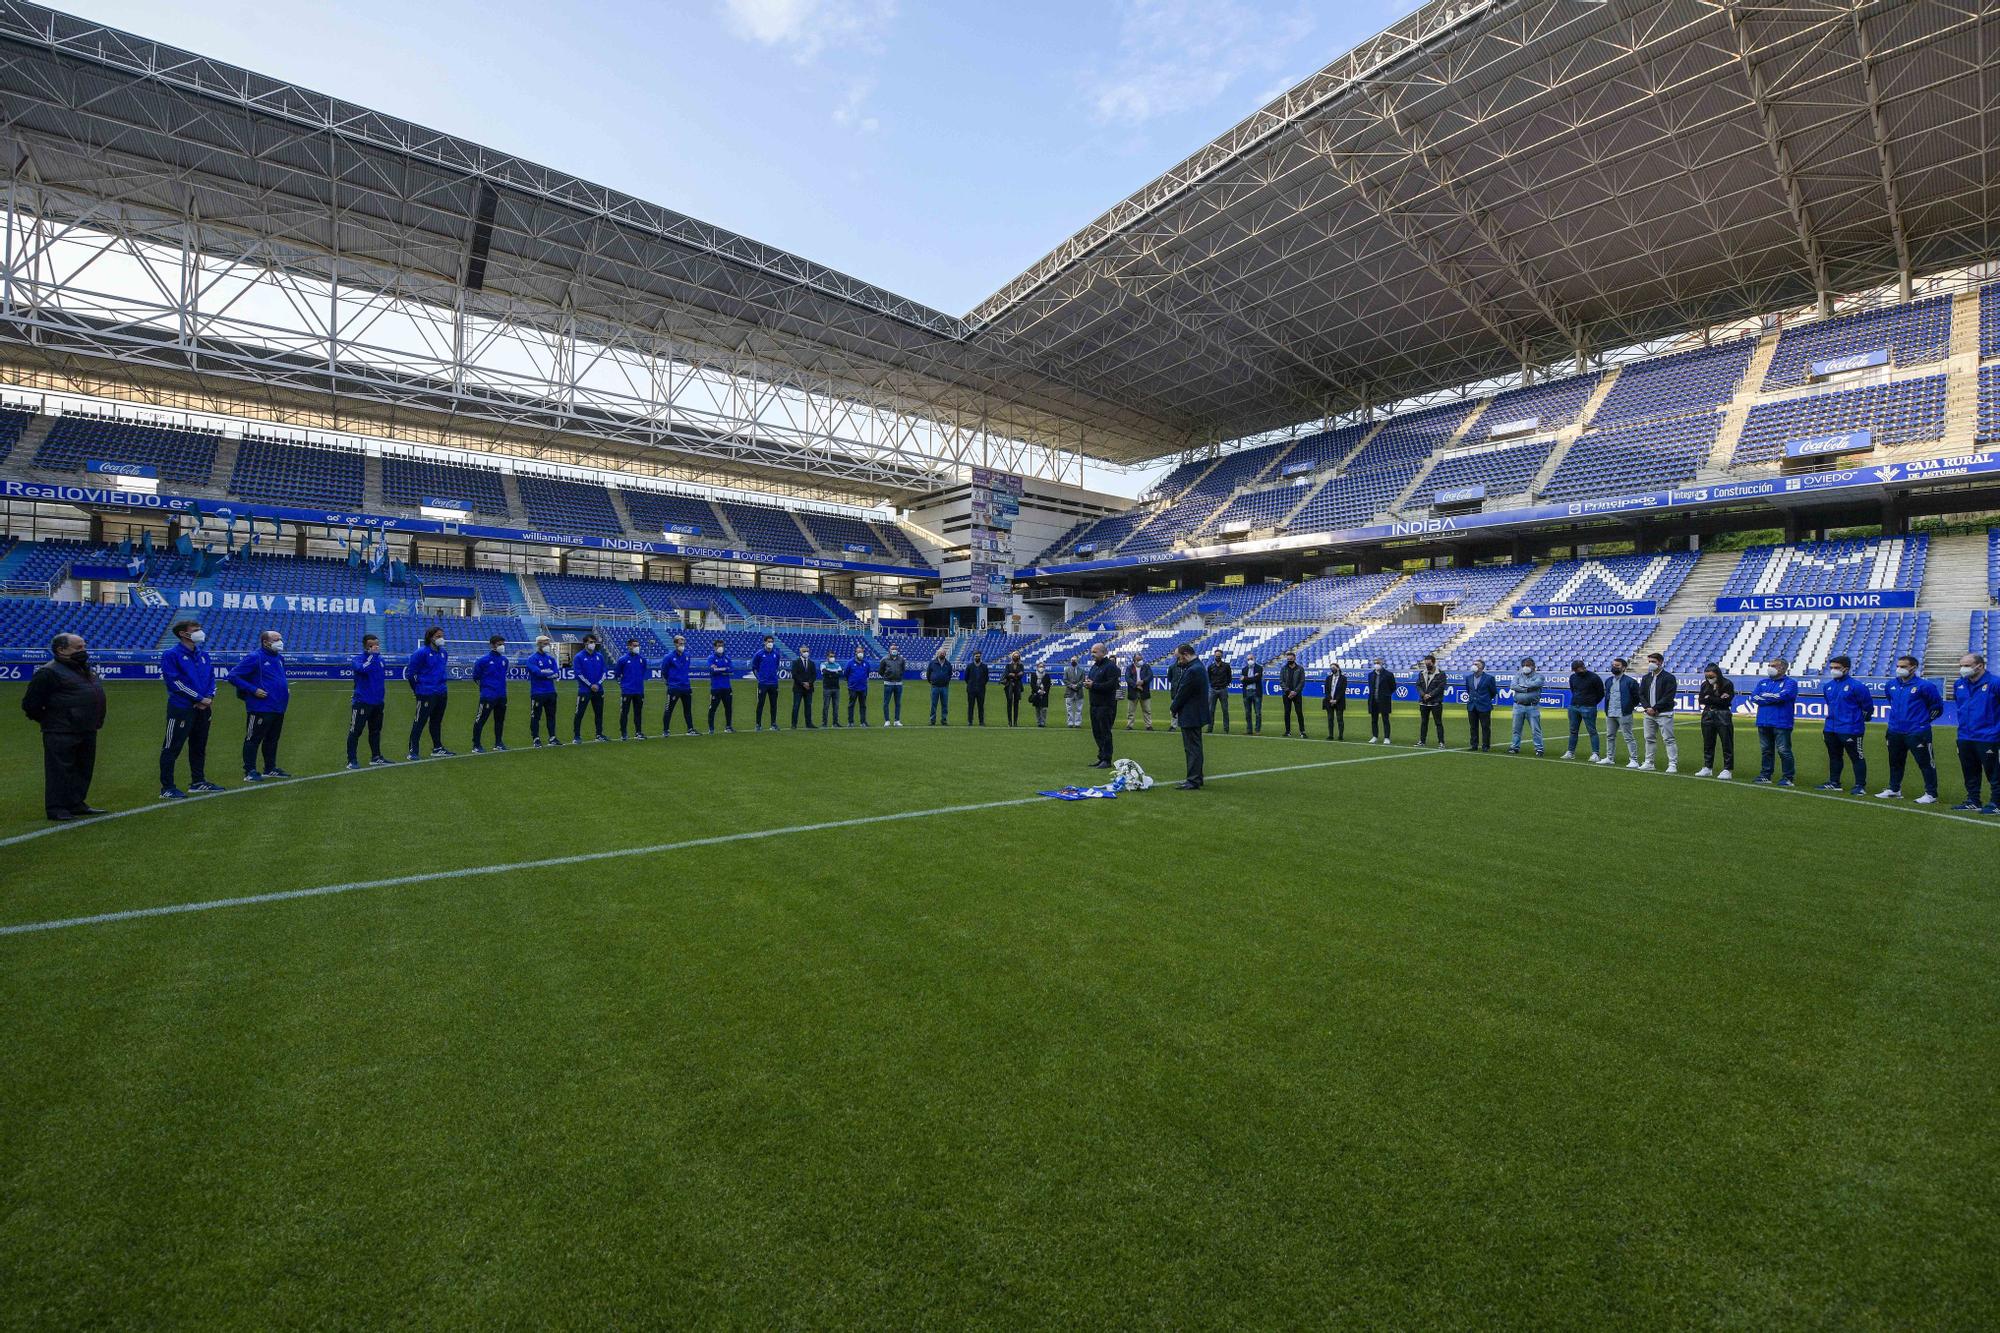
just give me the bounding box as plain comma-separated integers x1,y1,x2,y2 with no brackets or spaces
263,768,293,780
1983,804,2000,817
471,745,486,755
243,771,264,783
189,780,226,794
493,743,508,752
431,747,456,758
346,761,360,771
369,755,394,766
1776,779,1794,788
1815,782,1842,792
1952,800,1981,811
1751,775,1771,785
1850,785,1867,797
159,786,189,800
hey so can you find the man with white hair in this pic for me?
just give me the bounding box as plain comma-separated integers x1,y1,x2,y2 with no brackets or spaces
228,628,293,781
1062,655,1086,728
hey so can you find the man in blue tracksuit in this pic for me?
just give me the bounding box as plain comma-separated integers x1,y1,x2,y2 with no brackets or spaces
227,630,291,781
615,637,651,740
572,634,609,742
706,638,736,733
1817,654,1871,795
1879,654,1943,804
471,634,511,753
819,651,844,727
406,627,453,759
750,634,783,732
1952,651,2000,813
526,634,561,746
926,650,953,724
661,634,695,736
845,645,871,726
345,632,389,769
1749,656,1798,786
159,618,223,797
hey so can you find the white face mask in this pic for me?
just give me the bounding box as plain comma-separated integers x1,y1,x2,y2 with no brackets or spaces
538,643,551,655
268,639,284,654
1766,665,1782,678
1896,666,1913,679
188,630,206,646
1962,665,1979,678
1828,667,1846,679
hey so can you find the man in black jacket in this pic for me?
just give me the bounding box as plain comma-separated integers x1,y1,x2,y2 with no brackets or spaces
1086,642,1121,766
790,646,817,729
1415,654,1448,748
1171,643,1212,789
1564,660,1605,761
925,650,953,724
1637,651,1679,772
819,652,844,728
1365,657,1397,743
1278,650,1306,736
1001,652,1026,726
1240,656,1265,733
20,633,108,821
1205,650,1233,733
964,651,990,726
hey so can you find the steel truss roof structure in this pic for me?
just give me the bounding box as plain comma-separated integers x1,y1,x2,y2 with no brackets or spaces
0,0,1996,494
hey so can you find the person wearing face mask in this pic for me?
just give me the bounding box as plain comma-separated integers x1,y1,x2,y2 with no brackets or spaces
1364,658,1396,744
1321,659,1348,741
1951,652,2000,814
1694,662,1735,779
406,626,454,760
1063,655,1086,729
526,635,562,746
615,638,651,740
661,634,696,737
346,632,390,769
1415,654,1448,749
750,635,783,732
1599,658,1641,767
820,649,846,727
1508,657,1545,758
471,634,511,753
706,637,737,734
1749,656,1798,787
21,632,107,822
228,628,292,782
572,635,609,742
1562,659,1604,762
790,645,817,730
845,645,873,727
1204,650,1232,734
1462,658,1495,751
1635,652,1678,773
1817,654,1872,795
1238,655,1261,735
159,618,222,798
1877,654,1942,804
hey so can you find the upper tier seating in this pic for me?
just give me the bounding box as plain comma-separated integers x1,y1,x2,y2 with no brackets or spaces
35,417,219,485
732,586,849,622
1731,375,1948,466
1977,364,2000,444
1367,565,1534,618
1721,535,1928,599
1665,611,1929,677
1206,481,1312,534
1410,438,1557,511
0,598,172,651
1762,295,1952,389
534,573,642,615
1245,572,1400,623
1980,282,2000,359
799,510,894,558
1185,583,1286,620
516,476,624,536
1286,464,1411,532
1538,413,1721,503
1036,519,1098,564
1120,491,1231,555
629,579,732,620
229,438,366,509
1057,508,1151,557
0,408,32,465
1514,552,1700,608
1340,400,1473,476
621,489,723,539
380,456,510,517
1589,339,1756,428
1462,370,1601,445
1272,422,1371,476
212,553,369,598
1441,619,1658,674
716,500,814,558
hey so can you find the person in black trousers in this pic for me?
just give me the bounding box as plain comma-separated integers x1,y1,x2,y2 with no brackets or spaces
1171,643,1212,789
1322,662,1348,739
1278,650,1306,736
21,633,108,821
965,652,991,726
1365,657,1396,743
1415,654,1448,748
790,646,817,729
1696,662,1736,777
1001,652,1025,726
1086,643,1121,767
1205,650,1232,733
1241,656,1264,734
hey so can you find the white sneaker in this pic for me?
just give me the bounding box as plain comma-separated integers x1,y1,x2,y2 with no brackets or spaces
1626,761,1642,770
1695,767,1712,777
1560,751,1573,761
883,720,891,727
1875,788,1900,800
1664,765,1677,774
1915,793,1936,805
1717,769,1732,781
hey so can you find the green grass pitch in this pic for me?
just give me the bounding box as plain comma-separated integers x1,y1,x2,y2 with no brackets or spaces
2,681,1996,1327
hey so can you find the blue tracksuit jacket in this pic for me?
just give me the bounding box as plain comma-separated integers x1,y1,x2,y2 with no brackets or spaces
161,641,213,710
615,651,651,693
407,644,449,697
751,646,783,687
472,649,510,702
845,657,871,691
1883,675,1943,736
707,651,734,689
350,651,386,706
526,651,560,698
661,649,692,692
1821,675,1872,736
1749,675,1798,729
573,648,608,695
1955,670,2000,743
227,648,290,714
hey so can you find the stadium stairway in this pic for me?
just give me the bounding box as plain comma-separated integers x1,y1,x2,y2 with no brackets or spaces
1938,297,1984,455
1387,398,1490,516
1525,366,1625,497
360,454,385,513
1704,332,1783,474
605,486,640,536
9,413,58,469
1274,421,1386,528
1918,530,1992,674
498,471,527,524
516,570,553,620
712,507,746,547
1642,546,1743,661
207,432,244,492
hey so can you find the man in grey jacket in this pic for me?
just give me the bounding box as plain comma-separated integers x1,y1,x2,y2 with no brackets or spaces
878,648,907,727
1062,655,1086,728
1509,656,1546,757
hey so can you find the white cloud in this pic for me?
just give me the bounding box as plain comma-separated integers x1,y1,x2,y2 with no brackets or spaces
1088,0,1315,126
720,0,895,63
833,77,881,134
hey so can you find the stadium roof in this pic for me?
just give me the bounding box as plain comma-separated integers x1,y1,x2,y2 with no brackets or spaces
0,0,1996,480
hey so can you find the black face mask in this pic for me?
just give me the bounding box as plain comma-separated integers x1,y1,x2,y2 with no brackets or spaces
64,650,89,668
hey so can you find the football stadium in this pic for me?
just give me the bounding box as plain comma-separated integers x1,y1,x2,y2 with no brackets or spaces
5,0,2000,1324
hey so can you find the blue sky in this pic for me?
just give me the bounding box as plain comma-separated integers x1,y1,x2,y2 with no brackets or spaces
63,0,1410,314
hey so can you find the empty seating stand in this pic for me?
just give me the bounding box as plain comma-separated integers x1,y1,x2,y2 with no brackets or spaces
715,501,814,558
621,489,723,539
1722,535,1928,599
1762,295,1953,390
1442,619,1658,674
1514,552,1699,608
35,416,219,485
1540,414,1720,503
1245,573,1399,623
1368,565,1533,618
1732,376,1947,467
1665,612,1928,677
0,408,32,465
1588,339,1755,428
229,438,366,509
1411,438,1556,510
381,456,510,517
517,476,624,536
1461,369,1601,445
0,598,172,652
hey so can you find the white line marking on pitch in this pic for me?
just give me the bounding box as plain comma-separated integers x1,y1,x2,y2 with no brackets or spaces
0,747,1443,938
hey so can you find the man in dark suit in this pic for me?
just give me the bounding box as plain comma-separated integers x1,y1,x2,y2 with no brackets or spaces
965,651,990,726
789,646,817,729
1277,650,1306,736
20,632,108,821
1171,643,1212,789
1365,656,1397,743
1085,642,1121,767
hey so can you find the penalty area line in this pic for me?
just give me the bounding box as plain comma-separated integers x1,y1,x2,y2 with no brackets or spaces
0,747,1443,938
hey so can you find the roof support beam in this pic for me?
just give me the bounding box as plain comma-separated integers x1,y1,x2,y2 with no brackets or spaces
1847,2,1913,300
1721,0,1833,313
